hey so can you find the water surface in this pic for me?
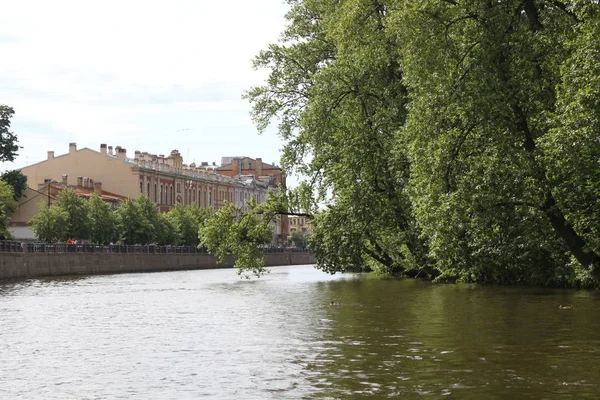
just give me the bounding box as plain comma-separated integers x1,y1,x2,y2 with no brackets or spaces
1,265,599,399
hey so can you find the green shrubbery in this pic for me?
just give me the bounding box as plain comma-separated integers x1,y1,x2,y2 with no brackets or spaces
31,189,215,246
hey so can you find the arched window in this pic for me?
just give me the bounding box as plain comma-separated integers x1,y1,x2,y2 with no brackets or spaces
147,182,150,197
154,184,157,202
170,185,174,205
139,181,143,193
160,184,163,204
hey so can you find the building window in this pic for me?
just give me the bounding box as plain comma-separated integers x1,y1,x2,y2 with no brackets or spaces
177,183,180,193
170,186,174,205
160,184,163,204
209,191,212,207
154,184,157,202
139,181,143,193
147,182,150,197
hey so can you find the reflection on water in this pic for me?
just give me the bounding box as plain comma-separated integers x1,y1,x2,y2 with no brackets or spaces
1,266,599,399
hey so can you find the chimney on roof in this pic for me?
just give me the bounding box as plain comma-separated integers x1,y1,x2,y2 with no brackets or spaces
256,158,263,176
108,146,113,155
47,151,54,160
94,181,102,193
83,177,89,188
115,146,125,159
77,176,83,187
100,143,107,155
69,142,77,154
62,174,68,186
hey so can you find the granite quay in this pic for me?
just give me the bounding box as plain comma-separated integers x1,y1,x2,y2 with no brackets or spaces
0,241,315,281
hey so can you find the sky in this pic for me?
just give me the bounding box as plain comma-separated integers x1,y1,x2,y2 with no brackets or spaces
0,0,292,181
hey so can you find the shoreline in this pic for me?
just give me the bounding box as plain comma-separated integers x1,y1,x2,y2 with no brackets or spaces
0,251,316,281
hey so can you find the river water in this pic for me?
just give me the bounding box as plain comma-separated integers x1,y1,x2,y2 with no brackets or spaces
1,265,599,399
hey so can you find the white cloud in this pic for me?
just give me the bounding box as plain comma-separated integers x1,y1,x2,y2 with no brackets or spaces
0,0,292,182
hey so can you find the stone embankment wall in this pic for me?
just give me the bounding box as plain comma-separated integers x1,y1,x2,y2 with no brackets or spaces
0,252,316,281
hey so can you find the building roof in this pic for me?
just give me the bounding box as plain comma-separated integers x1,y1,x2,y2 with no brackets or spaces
217,156,280,171
49,184,128,202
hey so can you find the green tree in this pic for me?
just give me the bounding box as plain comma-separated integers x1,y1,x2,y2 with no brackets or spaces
289,229,309,249
246,0,427,277
56,188,90,241
0,181,17,239
246,0,600,286
30,204,68,243
1,170,27,200
396,0,600,283
88,192,118,244
154,212,177,246
199,200,273,277
116,195,162,245
166,203,212,246
0,105,20,162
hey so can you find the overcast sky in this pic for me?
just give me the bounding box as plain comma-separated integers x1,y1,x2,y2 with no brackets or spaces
0,0,291,180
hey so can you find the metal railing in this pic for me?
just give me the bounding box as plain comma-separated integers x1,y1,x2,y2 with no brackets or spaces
24,244,210,254
0,240,311,254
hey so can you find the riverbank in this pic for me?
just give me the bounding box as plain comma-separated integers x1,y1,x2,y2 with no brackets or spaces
0,252,316,281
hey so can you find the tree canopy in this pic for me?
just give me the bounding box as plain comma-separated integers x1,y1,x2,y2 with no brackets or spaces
0,105,20,162
199,198,274,277
246,0,600,286
1,170,27,200
0,181,17,239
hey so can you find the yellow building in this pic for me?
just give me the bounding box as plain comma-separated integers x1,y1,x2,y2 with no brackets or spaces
20,143,272,213
288,215,312,234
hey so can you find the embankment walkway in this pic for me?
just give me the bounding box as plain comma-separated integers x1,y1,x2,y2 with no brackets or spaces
0,242,315,281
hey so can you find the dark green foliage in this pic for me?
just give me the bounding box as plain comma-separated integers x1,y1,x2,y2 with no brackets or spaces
0,181,17,239
116,195,160,245
30,193,208,246
289,230,309,249
0,105,19,162
199,199,274,277
245,0,600,286
30,188,88,242
1,170,27,200
167,203,213,246
30,203,68,243
88,192,119,244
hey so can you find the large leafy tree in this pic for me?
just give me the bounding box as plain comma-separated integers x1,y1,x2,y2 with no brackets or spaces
32,188,91,242
88,192,119,244
247,0,600,285
0,105,20,162
116,195,159,245
56,188,91,241
30,203,68,243
167,203,213,246
246,0,427,276
397,1,600,284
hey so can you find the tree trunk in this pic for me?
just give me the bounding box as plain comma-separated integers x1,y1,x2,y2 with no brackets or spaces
542,192,600,280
